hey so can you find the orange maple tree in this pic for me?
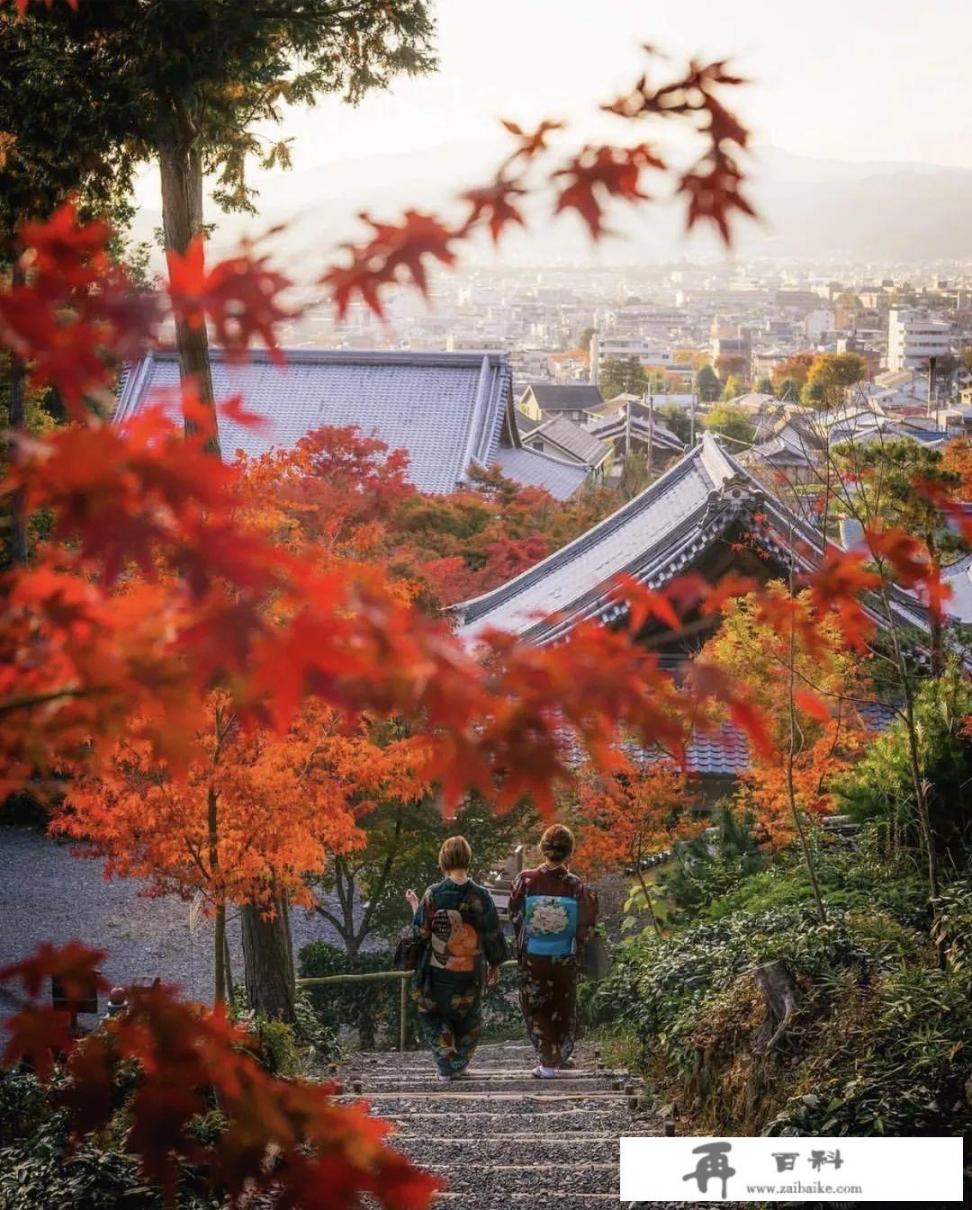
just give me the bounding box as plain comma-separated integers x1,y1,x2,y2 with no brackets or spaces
699,586,872,850
571,758,703,935
943,435,972,500
54,693,427,1004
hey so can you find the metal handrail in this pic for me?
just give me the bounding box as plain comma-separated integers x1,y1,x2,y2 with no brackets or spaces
296,960,519,1052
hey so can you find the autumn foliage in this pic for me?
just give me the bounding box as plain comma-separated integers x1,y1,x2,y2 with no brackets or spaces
572,759,702,880
699,587,873,848
1,18,970,1206
0,942,439,1209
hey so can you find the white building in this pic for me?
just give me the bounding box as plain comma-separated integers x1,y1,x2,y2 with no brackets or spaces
804,308,836,343
887,309,951,372
590,334,677,383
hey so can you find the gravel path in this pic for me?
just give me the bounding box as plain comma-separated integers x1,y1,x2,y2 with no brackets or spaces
0,826,347,1018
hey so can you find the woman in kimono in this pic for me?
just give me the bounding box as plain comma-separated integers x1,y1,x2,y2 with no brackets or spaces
404,835,508,1081
509,824,598,1079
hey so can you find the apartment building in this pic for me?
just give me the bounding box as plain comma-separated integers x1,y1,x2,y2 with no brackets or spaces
887,309,952,371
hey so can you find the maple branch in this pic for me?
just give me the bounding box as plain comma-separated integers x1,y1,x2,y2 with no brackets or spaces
0,686,88,716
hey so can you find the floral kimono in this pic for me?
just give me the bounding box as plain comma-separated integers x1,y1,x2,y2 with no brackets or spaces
408,877,507,1076
508,865,598,1069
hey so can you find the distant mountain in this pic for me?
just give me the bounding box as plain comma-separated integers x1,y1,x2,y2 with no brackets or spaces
130,142,972,267
741,147,972,259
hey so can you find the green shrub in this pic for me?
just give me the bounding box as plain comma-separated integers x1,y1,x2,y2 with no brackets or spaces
697,838,929,927
932,878,972,970
229,984,338,1073
0,1071,220,1210
659,803,768,918
837,666,972,866
298,941,400,1049
598,875,972,1138
766,962,972,1136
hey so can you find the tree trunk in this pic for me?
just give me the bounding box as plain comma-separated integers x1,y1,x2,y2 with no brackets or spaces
213,902,227,1006
752,960,802,1054
240,895,296,1023
223,923,235,1003
6,258,29,565
158,138,221,457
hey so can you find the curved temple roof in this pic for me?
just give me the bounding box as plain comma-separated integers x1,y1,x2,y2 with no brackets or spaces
455,432,926,644
115,347,583,499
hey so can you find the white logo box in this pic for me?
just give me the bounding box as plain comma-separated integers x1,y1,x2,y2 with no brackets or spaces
620,1135,964,1202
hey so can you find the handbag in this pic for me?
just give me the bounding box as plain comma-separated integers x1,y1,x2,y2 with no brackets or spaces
392,930,426,972
578,931,612,980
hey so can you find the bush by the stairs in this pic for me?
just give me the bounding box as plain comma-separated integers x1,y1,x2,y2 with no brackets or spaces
298,941,400,1050
230,984,339,1071
836,666,972,867
594,866,972,1138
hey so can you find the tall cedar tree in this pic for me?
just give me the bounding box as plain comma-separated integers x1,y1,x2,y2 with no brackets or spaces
0,11,138,562
22,0,436,447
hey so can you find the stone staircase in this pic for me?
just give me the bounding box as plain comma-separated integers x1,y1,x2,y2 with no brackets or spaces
339,1041,661,1209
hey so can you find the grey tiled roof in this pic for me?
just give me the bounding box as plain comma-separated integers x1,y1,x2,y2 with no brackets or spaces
745,435,815,465
457,434,747,639
493,445,590,501
588,413,685,453
455,432,927,644
117,347,526,497
685,724,750,776
515,411,544,435
944,552,972,623
531,415,611,466
524,383,604,412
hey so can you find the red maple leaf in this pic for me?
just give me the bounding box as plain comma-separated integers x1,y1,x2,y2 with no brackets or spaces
166,236,295,360
680,154,756,245
553,144,665,238
6,0,78,22
458,177,526,243
321,211,458,320
499,117,565,165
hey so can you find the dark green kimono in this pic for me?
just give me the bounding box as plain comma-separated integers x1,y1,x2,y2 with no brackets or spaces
408,877,507,1076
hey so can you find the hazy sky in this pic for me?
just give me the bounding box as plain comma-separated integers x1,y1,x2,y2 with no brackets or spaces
131,0,972,262
261,0,972,169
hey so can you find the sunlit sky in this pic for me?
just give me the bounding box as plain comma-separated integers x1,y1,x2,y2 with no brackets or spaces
132,0,972,254
275,0,972,167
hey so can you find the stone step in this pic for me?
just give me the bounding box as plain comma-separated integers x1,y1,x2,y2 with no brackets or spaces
392,1136,620,1165
350,1076,622,1094
384,1109,632,1132
425,1161,619,1195
343,1046,595,1071
347,1090,636,1112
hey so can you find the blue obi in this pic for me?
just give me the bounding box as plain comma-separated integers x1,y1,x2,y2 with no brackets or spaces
523,894,578,957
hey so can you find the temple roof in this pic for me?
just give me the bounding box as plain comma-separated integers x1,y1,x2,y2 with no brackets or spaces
116,347,583,499
455,432,926,644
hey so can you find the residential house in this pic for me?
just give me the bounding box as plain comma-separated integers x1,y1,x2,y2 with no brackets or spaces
587,408,685,475
517,382,604,424
518,414,612,481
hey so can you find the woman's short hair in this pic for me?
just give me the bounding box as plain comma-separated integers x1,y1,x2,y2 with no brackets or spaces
540,824,574,864
439,835,472,872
